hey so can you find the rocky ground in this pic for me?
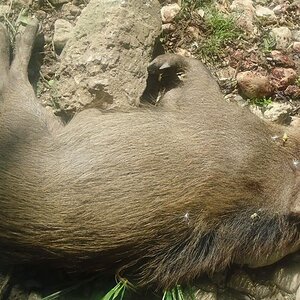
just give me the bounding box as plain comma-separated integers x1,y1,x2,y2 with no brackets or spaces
0,0,299,299
161,0,300,125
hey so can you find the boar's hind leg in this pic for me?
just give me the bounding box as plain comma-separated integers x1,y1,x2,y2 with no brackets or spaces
0,23,10,91
10,19,39,80
6,19,62,134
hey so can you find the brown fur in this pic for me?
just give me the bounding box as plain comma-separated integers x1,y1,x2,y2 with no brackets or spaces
0,21,299,289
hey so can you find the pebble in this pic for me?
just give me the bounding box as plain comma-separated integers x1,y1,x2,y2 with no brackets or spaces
270,67,297,90
255,5,276,21
270,50,295,67
285,85,300,99
53,19,73,54
161,3,181,23
14,0,33,5
197,8,205,18
62,3,81,16
162,23,175,33
49,0,69,5
270,27,292,49
263,102,292,124
292,30,300,42
0,5,9,16
293,41,300,53
236,71,272,98
273,4,284,14
230,0,256,32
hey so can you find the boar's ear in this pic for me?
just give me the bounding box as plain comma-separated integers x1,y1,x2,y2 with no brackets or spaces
159,62,171,70
148,54,188,75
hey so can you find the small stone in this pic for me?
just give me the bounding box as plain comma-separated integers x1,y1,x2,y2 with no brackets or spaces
72,0,81,5
285,85,300,99
49,0,69,5
291,116,300,128
234,94,246,105
53,19,73,54
270,50,295,67
270,27,292,49
175,47,192,57
163,0,180,3
292,30,300,42
288,0,300,13
197,8,205,18
236,71,272,99
14,0,33,5
44,34,52,44
69,5,81,15
35,10,47,19
270,67,297,90
0,5,9,16
162,23,175,33
187,26,200,39
293,42,300,53
224,94,234,102
263,102,292,124
230,0,256,32
255,5,276,21
273,4,284,14
61,2,81,16
161,3,181,23
216,66,236,80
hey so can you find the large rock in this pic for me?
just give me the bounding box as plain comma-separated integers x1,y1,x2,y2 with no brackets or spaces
55,0,161,115
191,254,300,300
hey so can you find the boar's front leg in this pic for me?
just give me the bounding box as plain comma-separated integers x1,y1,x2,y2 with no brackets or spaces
0,19,62,139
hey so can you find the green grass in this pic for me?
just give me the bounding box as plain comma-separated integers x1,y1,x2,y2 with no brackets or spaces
199,8,242,60
178,0,213,18
37,75,62,111
162,285,185,300
101,281,127,300
0,5,33,45
40,278,196,300
250,96,273,107
261,34,276,53
102,282,195,300
174,0,242,61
